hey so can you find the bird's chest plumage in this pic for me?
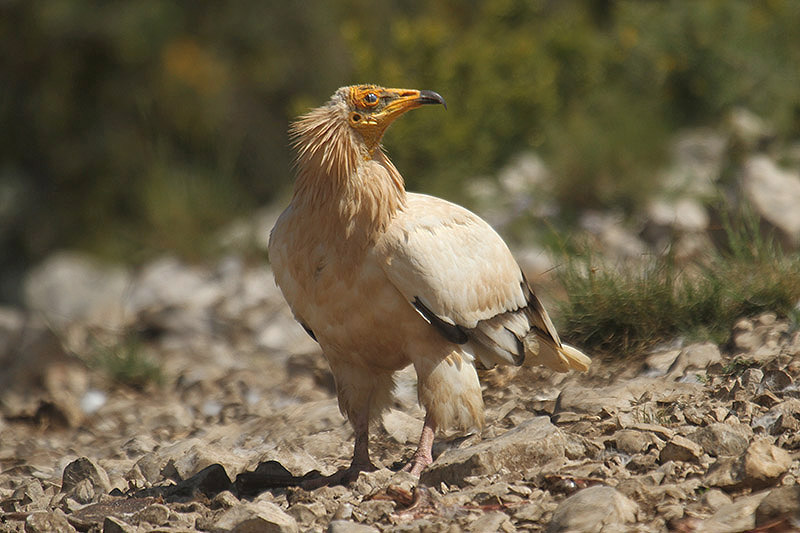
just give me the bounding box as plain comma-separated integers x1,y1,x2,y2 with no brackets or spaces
269,207,419,370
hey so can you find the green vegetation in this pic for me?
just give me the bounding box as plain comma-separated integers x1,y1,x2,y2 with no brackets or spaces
720,357,758,378
88,333,164,390
2,1,800,303
343,1,800,211
556,212,800,357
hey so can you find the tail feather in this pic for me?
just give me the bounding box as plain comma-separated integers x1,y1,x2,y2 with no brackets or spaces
526,336,591,373
558,343,592,372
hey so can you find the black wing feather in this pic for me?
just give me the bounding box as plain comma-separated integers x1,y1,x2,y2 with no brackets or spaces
412,297,469,344
300,322,317,342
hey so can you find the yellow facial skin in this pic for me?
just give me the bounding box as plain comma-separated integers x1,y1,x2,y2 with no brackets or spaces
346,85,445,151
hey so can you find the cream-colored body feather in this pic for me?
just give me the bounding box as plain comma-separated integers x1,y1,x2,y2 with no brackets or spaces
269,85,589,438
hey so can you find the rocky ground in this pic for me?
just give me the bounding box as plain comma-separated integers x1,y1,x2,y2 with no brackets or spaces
0,250,799,533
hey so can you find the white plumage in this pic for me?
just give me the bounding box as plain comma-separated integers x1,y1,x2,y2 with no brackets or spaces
269,85,590,483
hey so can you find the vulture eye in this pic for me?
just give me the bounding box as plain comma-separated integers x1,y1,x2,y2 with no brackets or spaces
363,93,378,106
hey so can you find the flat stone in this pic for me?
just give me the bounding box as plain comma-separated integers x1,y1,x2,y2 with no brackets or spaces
741,368,765,393
352,469,394,497
744,440,792,488
354,500,395,522
212,490,241,510
23,252,131,330
469,511,514,532
169,442,248,481
381,408,423,444
705,440,792,490
61,457,111,500
12,479,47,510
132,503,170,525
754,485,800,526
762,369,793,392
626,423,674,441
754,390,781,408
666,343,722,378
555,378,701,416
287,501,327,525
705,456,744,489
420,417,565,487
642,350,680,377
327,520,380,533
700,488,732,511
102,516,137,533
134,438,225,484
68,497,158,530
545,486,638,533
689,491,770,533
659,435,703,464
742,155,800,246
25,510,77,533
688,423,751,457
213,501,299,533
609,430,660,455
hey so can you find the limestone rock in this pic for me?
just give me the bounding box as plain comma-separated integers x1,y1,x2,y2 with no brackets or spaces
705,440,791,490
327,520,380,533
23,252,130,330
60,457,111,502
700,488,732,511
688,423,751,457
131,503,170,526
212,500,299,533
643,198,710,255
689,491,770,533
609,429,661,455
755,485,800,526
102,516,137,533
729,108,774,150
381,408,423,444
659,435,703,464
469,511,515,532
580,211,647,260
420,417,565,487
743,440,792,487
25,509,77,533
545,486,638,533
555,378,701,417
666,342,722,379
742,155,800,247
287,501,327,526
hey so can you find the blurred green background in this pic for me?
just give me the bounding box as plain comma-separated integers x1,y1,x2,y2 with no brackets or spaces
2,0,800,303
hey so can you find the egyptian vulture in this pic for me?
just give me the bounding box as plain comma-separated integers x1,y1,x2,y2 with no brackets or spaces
269,85,590,484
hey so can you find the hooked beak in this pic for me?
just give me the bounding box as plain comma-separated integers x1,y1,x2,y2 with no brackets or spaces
379,88,447,125
416,90,447,109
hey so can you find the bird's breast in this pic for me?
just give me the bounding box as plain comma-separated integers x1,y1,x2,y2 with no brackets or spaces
308,249,422,370
271,221,420,370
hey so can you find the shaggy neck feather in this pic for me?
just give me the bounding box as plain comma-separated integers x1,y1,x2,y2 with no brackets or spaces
290,105,407,240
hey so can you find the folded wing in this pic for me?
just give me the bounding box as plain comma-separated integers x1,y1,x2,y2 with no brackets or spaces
378,193,590,372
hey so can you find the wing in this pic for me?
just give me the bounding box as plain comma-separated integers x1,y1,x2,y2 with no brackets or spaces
378,193,565,368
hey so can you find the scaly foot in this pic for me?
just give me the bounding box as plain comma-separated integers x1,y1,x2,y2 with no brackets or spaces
400,452,433,477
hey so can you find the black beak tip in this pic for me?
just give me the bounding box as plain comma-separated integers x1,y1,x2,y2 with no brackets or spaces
419,90,447,110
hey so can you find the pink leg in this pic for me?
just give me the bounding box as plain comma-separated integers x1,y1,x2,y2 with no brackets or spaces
302,408,377,489
402,412,437,476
